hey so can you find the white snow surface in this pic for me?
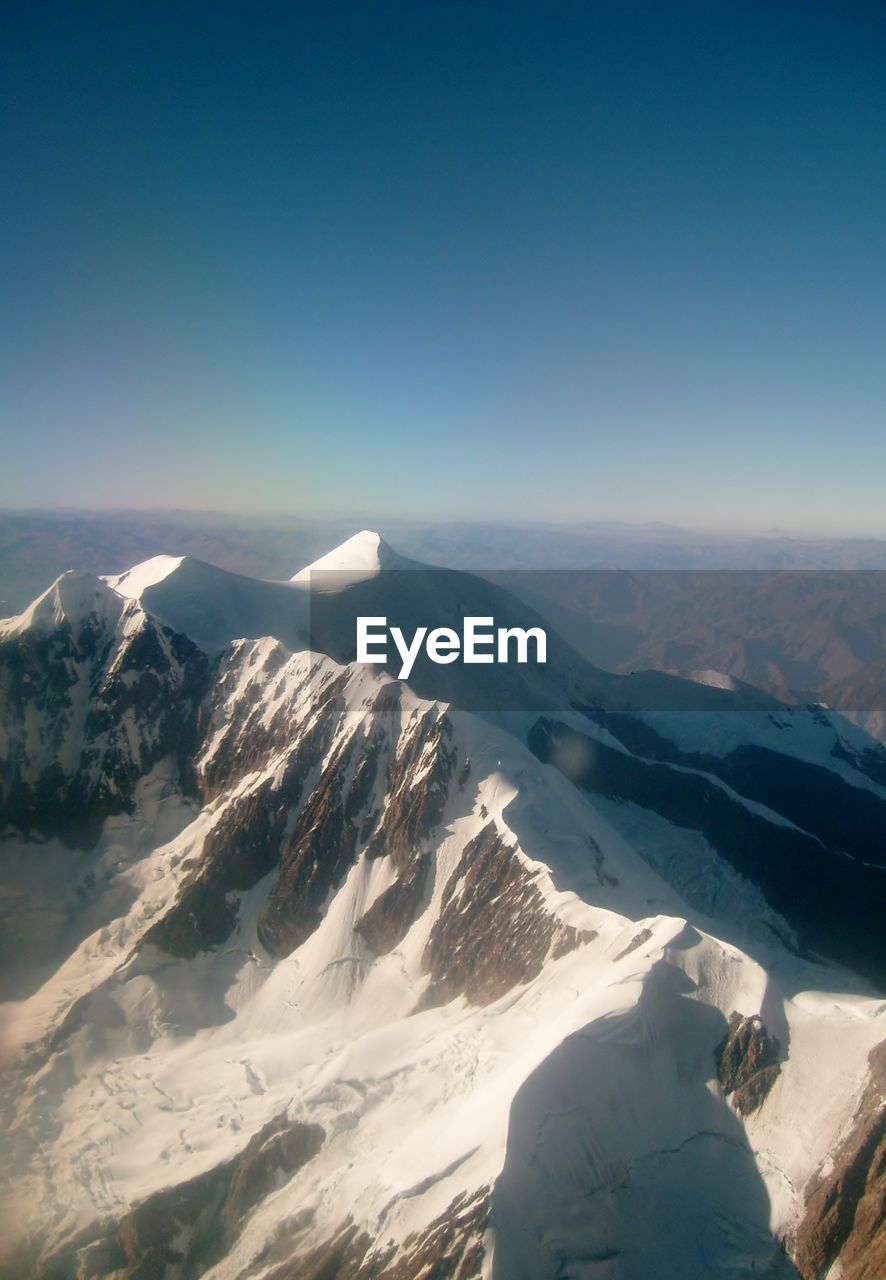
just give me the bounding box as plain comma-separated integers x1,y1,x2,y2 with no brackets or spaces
105,555,185,599
0,644,881,1278
0,570,123,637
290,529,412,589
110,555,311,654
1,544,884,1278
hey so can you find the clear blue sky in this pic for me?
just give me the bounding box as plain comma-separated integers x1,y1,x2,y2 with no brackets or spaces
3,2,885,532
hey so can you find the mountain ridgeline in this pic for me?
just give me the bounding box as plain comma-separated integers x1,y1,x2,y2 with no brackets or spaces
0,532,883,1280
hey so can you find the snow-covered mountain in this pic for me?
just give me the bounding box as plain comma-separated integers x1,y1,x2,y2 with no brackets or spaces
0,533,883,1280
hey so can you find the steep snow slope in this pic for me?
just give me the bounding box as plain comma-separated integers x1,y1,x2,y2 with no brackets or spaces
106,555,185,599
0,536,883,1280
291,530,417,587
108,555,311,654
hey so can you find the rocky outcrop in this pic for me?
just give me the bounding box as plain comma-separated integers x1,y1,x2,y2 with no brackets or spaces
418,823,590,1010
264,1186,489,1280
0,605,207,842
614,926,653,961
142,672,456,965
352,709,457,957
198,650,347,798
35,1113,325,1280
257,736,361,956
143,772,295,957
716,1012,781,1115
148,668,384,960
256,712,391,958
794,1040,885,1280
552,922,598,960
355,855,431,955
365,708,456,871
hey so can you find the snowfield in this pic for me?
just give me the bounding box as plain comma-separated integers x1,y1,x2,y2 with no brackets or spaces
0,536,883,1279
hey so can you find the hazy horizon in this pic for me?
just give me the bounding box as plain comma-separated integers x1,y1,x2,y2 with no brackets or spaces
2,503,886,542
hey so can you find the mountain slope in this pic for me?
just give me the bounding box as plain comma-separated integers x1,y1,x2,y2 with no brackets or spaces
0,535,883,1280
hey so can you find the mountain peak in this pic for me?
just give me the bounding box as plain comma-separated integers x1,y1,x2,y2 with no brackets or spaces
290,529,406,585
105,554,185,600
0,570,122,637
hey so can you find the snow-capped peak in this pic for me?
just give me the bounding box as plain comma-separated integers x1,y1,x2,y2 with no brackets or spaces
290,529,408,588
105,554,185,600
0,570,123,637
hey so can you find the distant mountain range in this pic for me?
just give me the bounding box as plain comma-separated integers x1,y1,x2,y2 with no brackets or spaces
0,531,883,1279
3,508,886,613
491,566,886,735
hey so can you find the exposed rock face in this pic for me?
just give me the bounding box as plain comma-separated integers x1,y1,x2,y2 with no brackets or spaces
95,650,466,974
794,1040,886,1280
418,823,589,1010
355,854,431,955
366,708,456,871
716,1012,781,1115
264,1186,489,1280
258,704,458,958
0,590,207,841
349,708,459,957
551,922,598,960
35,1113,325,1280
258,732,367,957
145,654,388,961
198,645,347,799
142,659,351,958
143,774,292,957
614,926,653,961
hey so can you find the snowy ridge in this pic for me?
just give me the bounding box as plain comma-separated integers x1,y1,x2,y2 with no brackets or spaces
0,570,123,638
290,529,410,588
0,538,883,1279
105,555,185,599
